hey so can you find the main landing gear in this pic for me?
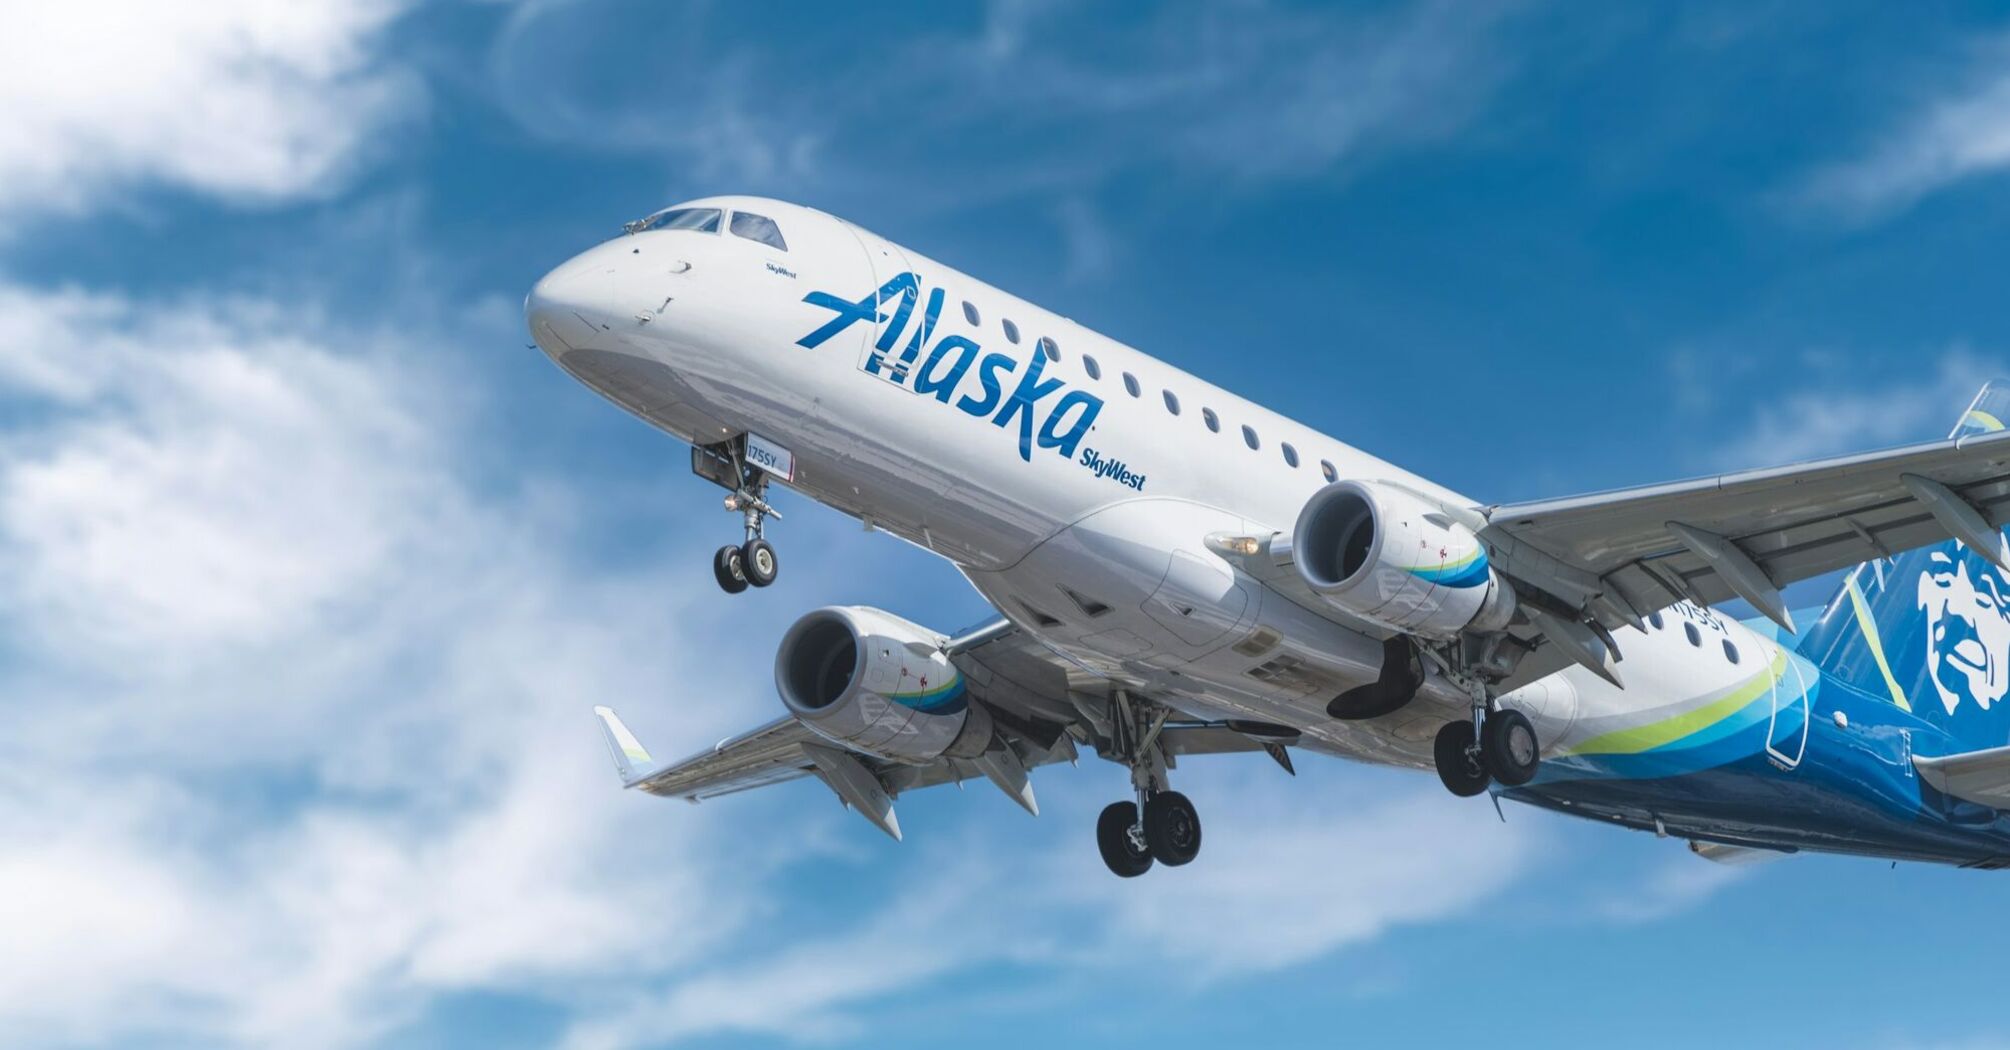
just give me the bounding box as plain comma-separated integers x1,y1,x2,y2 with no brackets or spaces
1093,691,1203,877
1431,676,1540,798
695,438,782,595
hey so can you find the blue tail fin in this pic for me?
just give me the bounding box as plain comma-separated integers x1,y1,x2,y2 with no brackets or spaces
1800,381,2010,750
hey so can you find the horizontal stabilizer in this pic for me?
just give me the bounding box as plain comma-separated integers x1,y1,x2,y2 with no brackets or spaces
594,705,654,785
1915,745,2010,809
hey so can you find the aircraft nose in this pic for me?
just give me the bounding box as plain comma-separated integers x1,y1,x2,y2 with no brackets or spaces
524,258,608,357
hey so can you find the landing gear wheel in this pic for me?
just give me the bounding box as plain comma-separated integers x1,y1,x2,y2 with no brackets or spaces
1433,721,1491,797
1143,790,1202,867
713,545,749,594
1482,708,1540,787
1096,801,1154,878
741,538,779,588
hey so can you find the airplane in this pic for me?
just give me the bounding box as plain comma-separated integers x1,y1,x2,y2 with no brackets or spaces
527,195,2010,877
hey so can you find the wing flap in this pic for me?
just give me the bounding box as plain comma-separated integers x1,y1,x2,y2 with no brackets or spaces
1485,428,2010,630
626,715,818,800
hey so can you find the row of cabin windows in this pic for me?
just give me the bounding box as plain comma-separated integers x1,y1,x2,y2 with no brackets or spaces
959,301,1065,367
1645,610,1743,665
1103,356,1333,476
954,299,1339,482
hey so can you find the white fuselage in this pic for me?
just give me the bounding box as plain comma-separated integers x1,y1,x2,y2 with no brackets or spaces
527,196,1794,773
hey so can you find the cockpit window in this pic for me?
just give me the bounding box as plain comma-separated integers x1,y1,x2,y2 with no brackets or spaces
730,211,788,252
632,207,721,234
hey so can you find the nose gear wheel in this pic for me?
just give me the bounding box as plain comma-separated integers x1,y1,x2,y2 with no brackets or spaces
693,436,785,594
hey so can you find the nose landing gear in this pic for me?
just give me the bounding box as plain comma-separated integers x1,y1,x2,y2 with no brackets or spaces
693,437,783,594
713,544,750,594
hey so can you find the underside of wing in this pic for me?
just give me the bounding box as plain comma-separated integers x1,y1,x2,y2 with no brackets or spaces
1484,416,2010,636
623,714,819,800
597,610,1308,839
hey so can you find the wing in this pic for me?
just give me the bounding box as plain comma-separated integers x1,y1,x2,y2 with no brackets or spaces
1482,428,2010,658
603,711,818,801
596,617,1294,838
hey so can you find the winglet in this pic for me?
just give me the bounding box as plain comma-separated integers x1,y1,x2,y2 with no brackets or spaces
594,705,654,785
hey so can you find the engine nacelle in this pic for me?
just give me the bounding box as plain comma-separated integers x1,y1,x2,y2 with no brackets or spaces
774,606,994,764
1292,480,1515,640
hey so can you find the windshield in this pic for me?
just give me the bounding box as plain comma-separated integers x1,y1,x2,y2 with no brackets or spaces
730,211,787,251
629,207,722,234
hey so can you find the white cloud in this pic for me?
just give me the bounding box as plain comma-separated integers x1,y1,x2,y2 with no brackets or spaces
1799,40,2010,220
1049,780,1540,978
1696,348,2008,469
1587,853,1748,925
564,773,1546,1049
0,281,792,1046
0,0,419,216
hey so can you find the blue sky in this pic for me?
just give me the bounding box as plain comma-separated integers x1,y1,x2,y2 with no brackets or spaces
6,2,2010,1047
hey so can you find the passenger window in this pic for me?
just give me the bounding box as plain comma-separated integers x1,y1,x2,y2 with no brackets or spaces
1003,319,1021,344
1038,336,1061,362
1684,622,1701,647
1084,355,1102,380
1123,373,1141,397
1242,425,1260,450
634,206,721,233
1282,443,1299,468
1321,460,1337,483
1163,390,1180,415
1648,611,1663,630
1203,408,1220,433
728,211,787,251
1722,639,1740,664
963,301,980,326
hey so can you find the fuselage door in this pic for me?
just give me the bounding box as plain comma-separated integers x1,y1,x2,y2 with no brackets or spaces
1766,648,1810,770
855,232,923,388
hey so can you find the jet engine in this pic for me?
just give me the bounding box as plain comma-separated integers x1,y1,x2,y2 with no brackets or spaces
775,606,995,764
1292,481,1515,640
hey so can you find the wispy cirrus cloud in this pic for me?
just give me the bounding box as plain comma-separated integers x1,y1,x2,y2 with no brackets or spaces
490,0,1520,207
1586,852,1750,925
1688,347,2009,470
1797,36,2010,221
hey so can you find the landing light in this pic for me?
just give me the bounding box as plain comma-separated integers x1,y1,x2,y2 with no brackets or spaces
1205,533,1262,557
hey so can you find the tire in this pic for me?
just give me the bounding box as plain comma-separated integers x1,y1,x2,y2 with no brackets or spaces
713,544,749,594
741,538,779,588
1433,720,1491,798
1143,790,1202,867
1096,801,1153,878
1482,708,1540,787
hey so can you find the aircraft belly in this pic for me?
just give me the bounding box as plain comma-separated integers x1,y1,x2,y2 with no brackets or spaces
966,497,1481,769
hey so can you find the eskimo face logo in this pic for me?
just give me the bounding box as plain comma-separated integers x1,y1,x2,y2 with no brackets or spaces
1916,544,2010,716
796,273,1102,463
